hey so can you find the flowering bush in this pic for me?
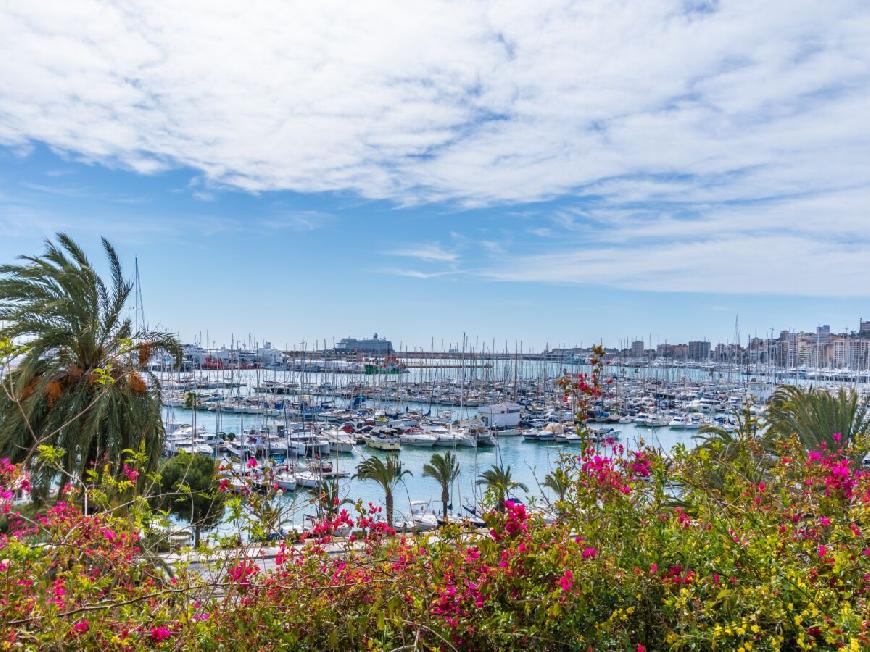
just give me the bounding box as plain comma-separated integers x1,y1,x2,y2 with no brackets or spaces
0,430,868,650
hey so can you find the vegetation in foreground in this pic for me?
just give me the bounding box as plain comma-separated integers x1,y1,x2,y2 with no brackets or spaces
0,234,180,502
0,427,867,650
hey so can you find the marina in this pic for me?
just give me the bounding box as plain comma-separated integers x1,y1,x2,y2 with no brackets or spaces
159,351,827,529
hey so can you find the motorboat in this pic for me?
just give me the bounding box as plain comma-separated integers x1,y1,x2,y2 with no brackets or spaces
365,435,401,452
399,431,438,447
274,471,298,492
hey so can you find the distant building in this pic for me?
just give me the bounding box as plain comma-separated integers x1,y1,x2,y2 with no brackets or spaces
688,340,711,362
817,325,831,344
335,333,393,354
630,340,645,357
860,319,870,339
657,343,687,359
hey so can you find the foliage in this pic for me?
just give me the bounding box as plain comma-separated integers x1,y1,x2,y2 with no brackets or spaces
316,479,351,519
556,343,607,441
476,463,528,512
422,451,460,519
354,455,411,527
1,431,867,650
157,452,225,547
543,466,571,503
0,234,181,501
767,385,870,449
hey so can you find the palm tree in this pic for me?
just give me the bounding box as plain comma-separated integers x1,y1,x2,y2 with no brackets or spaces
422,451,460,519
0,234,181,500
543,467,571,502
476,463,527,512
354,456,411,527
766,385,870,449
693,403,768,489
694,402,762,459
317,479,351,519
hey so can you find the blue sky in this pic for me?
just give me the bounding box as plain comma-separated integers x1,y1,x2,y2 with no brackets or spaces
1,1,869,349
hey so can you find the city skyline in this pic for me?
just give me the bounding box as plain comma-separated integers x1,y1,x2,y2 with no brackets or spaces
1,1,869,348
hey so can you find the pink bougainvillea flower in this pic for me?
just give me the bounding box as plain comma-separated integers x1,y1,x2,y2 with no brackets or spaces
72,620,89,634
246,457,257,469
582,547,598,560
150,626,172,642
558,569,573,592
122,464,139,483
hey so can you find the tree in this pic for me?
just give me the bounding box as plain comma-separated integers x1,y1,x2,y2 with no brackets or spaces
543,467,571,503
477,463,527,512
0,234,181,500
354,456,411,527
694,402,762,459
692,402,769,490
422,451,460,519
317,479,351,519
158,452,225,547
766,385,870,450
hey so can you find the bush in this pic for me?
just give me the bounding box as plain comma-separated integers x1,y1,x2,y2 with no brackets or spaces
0,433,867,650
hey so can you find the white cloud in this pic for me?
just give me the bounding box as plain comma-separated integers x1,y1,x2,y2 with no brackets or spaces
380,267,457,279
480,233,870,297
1,1,869,295
389,243,458,263
258,210,332,232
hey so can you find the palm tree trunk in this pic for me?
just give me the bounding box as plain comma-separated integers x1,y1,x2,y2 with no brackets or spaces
386,489,393,528
441,486,449,519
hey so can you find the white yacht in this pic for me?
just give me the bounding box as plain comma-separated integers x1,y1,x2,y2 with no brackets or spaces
634,412,669,428
365,435,401,452
274,470,298,492
322,428,355,453
431,426,476,448
396,500,439,532
287,434,331,457
293,470,325,489
399,431,438,447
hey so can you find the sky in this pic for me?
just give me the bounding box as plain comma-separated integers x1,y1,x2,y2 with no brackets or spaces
0,0,869,351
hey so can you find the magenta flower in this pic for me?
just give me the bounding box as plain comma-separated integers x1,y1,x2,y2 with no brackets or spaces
72,620,89,634
582,547,598,560
122,464,139,483
150,626,172,642
246,457,257,468
558,569,573,592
